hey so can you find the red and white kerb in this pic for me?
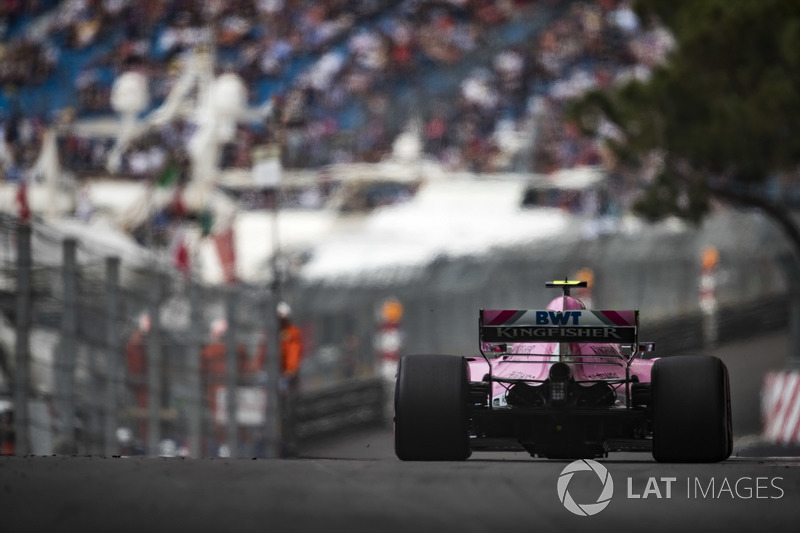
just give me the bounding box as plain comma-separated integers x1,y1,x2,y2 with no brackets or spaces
762,371,800,445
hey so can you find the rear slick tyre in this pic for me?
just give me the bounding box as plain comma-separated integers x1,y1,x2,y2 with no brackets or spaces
652,355,732,463
394,354,470,461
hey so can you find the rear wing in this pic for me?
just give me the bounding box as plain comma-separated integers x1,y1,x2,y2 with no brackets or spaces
480,309,639,345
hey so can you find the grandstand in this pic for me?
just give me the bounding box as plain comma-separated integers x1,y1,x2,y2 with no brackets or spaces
1,0,664,170
0,0,670,284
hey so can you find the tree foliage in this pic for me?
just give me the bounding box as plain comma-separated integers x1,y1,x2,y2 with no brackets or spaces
571,0,800,246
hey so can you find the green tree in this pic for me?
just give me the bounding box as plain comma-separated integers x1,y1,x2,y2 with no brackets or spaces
571,0,800,254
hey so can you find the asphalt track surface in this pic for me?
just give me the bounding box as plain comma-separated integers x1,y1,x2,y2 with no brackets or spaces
3,332,800,533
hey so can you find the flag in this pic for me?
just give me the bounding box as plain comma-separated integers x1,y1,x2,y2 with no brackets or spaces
200,209,213,237
169,185,187,219
173,233,190,277
16,180,29,224
156,162,180,188
213,226,237,284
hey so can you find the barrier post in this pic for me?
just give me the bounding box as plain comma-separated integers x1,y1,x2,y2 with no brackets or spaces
187,281,202,458
224,287,239,457
146,270,162,454
13,224,32,455
104,257,121,456
263,293,281,458
57,238,78,453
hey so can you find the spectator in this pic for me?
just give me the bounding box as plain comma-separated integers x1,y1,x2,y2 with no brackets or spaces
125,313,150,446
277,301,302,390
200,318,250,456
276,301,302,456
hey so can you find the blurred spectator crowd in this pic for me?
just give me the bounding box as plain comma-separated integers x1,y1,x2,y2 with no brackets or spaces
1,0,675,196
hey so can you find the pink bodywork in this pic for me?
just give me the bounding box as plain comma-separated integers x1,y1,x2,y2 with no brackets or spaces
467,295,656,403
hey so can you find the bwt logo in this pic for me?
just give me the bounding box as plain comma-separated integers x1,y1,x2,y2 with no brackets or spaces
557,460,614,516
536,311,581,325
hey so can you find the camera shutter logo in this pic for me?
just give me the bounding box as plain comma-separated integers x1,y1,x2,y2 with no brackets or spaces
557,459,614,516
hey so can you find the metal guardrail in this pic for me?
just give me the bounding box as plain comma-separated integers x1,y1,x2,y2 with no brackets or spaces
296,378,385,443
641,293,789,357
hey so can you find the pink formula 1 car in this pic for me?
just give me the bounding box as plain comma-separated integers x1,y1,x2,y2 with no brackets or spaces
394,280,732,462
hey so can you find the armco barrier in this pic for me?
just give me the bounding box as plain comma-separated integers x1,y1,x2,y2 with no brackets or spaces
640,293,789,357
296,378,386,443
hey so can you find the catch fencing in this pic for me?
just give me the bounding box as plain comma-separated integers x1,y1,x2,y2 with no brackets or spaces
0,210,795,458
0,217,384,458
